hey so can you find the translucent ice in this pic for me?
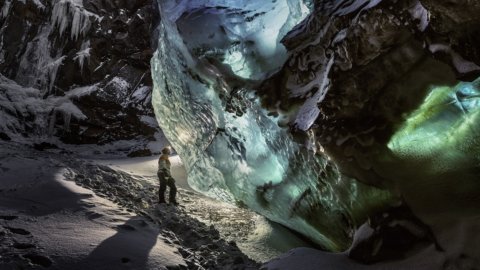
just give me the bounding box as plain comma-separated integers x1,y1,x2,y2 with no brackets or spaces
169,0,311,79
151,0,391,251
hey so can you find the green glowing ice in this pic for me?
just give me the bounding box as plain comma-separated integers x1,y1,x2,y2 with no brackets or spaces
388,78,480,157
385,78,480,220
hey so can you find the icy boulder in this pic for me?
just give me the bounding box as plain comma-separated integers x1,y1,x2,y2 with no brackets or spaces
151,0,392,251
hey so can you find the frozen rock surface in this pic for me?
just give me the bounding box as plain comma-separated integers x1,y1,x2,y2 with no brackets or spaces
0,0,159,146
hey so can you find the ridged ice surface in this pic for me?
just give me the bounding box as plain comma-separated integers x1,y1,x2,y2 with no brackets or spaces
151,0,391,250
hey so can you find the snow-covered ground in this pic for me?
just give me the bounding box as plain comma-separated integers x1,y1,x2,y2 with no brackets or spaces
0,142,259,269
0,140,312,269
3,139,478,270
0,144,185,269
92,155,313,263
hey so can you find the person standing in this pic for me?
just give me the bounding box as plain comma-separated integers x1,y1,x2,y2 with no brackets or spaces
157,147,178,205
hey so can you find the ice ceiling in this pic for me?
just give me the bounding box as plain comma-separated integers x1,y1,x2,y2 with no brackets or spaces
151,0,480,251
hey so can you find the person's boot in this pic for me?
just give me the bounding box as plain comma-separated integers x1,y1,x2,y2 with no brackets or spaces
169,200,179,206
159,197,167,204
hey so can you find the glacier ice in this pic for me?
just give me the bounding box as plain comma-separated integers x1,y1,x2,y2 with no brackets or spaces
151,0,392,250
389,80,480,152
384,78,480,219
171,0,311,80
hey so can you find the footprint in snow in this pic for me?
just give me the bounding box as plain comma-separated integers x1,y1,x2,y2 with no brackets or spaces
5,227,31,235
23,253,53,268
0,215,18,221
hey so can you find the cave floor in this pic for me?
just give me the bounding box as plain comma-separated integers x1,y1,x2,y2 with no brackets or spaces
0,141,307,269
93,155,312,263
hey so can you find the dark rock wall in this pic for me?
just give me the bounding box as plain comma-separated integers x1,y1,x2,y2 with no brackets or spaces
259,0,480,187
255,0,480,259
0,0,159,144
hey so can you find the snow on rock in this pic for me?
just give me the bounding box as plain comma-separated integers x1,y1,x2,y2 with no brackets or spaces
107,76,131,93
428,43,480,75
65,84,98,98
0,74,97,138
131,85,152,106
140,115,159,128
409,1,430,31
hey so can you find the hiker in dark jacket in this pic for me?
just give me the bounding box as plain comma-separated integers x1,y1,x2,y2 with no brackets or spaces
158,147,178,205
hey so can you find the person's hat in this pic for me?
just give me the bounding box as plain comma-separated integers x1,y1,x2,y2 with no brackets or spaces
162,147,171,154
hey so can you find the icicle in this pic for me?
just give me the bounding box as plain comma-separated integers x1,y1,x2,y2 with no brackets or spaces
48,110,57,137
51,0,97,41
1,0,12,19
46,56,66,94
74,40,91,72
15,26,55,93
63,111,72,132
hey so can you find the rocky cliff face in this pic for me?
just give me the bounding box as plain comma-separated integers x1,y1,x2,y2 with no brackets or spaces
0,0,160,146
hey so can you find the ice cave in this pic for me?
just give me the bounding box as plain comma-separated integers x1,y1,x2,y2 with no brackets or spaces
151,0,480,253
1,0,480,269
152,0,393,251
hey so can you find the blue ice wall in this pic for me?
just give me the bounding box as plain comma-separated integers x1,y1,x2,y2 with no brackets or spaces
151,0,391,251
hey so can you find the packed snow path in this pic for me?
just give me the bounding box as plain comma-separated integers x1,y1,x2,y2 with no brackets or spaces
94,155,313,263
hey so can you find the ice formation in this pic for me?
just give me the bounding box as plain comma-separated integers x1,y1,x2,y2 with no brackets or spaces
0,0,11,19
74,40,91,72
170,0,311,79
15,26,58,93
0,74,97,137
152,0,391,250
51,0,98,41
9,1,97,94
384,79,480,218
